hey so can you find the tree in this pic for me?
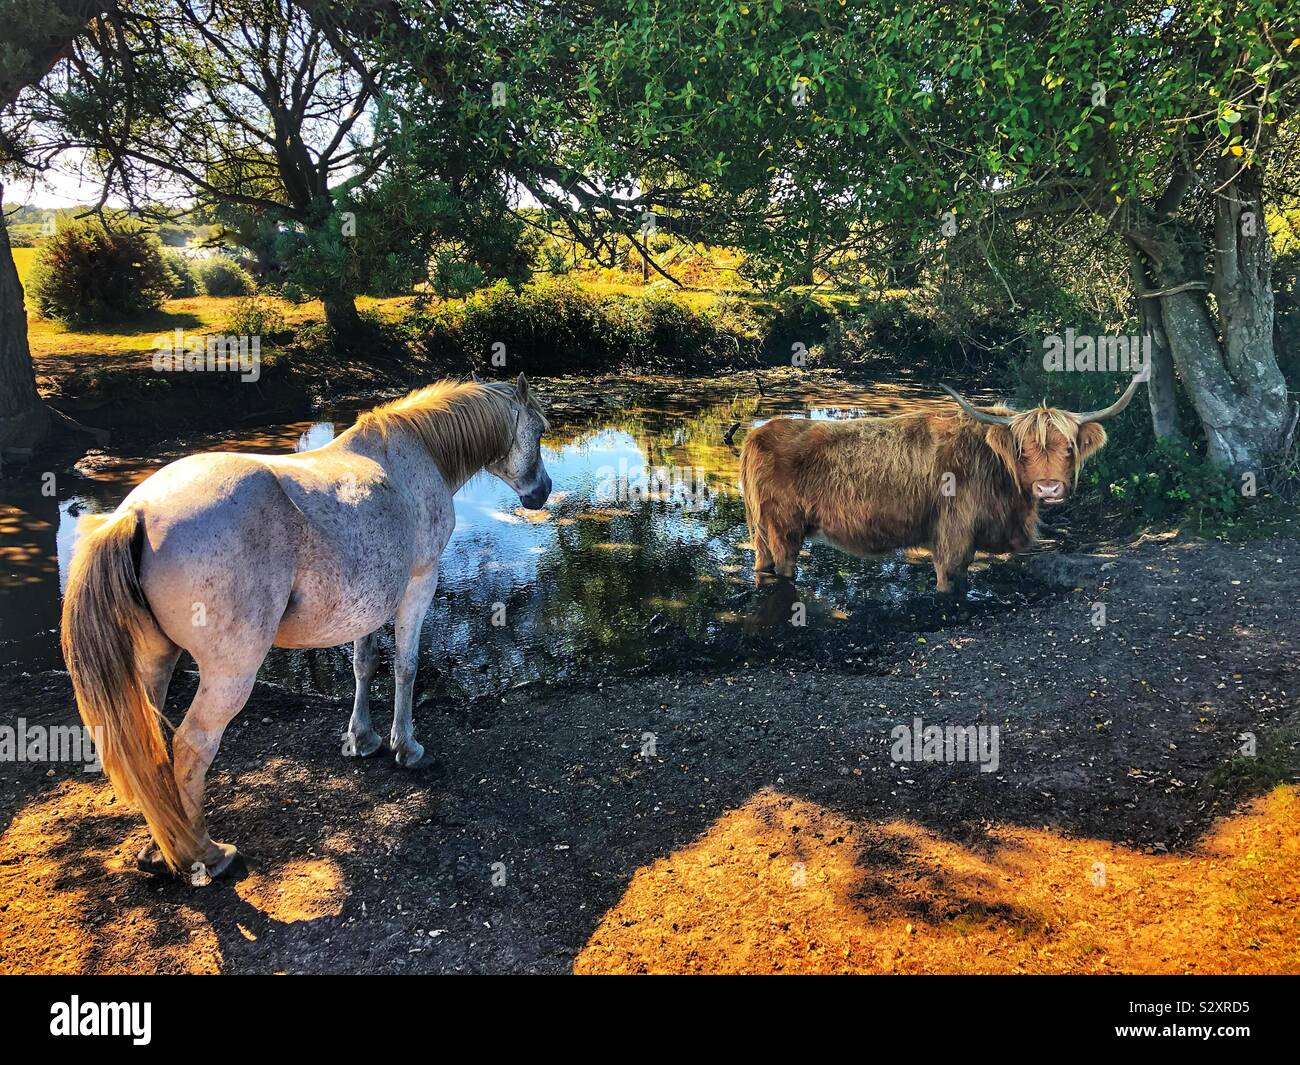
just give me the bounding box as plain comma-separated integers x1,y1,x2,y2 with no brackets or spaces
0,179,46,456
13,0,395,332
564,1,1299,473
0,0,115,453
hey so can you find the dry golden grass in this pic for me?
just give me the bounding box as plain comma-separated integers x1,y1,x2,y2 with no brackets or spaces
576,786,1300,975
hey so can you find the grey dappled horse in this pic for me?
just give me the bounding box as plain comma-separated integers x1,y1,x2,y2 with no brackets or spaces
61,377,551,881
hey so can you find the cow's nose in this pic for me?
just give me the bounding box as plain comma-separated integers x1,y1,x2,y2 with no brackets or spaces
1033,480,1066,501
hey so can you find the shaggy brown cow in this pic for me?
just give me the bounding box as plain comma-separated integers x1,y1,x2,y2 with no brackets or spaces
739,373,1145,593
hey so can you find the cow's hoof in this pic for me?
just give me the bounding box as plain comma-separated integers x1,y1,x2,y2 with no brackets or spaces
394,741,426,769
341,728,383,758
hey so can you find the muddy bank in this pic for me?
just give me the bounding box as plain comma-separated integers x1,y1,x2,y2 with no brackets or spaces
1,532,1296,974
38,334,414,439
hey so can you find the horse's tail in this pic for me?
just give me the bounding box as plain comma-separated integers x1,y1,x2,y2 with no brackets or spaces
61,509,199,875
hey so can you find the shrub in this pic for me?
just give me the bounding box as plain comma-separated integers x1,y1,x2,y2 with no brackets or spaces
542,246,573,276
197,255,255,297
817,298,941,369
406,278,762,375
160,250,199,298
222,295,286,338
27,218,171,322
430,252,485,299
278,280,308,303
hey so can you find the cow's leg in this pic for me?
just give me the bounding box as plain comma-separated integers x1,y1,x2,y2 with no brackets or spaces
933,555,974,596
341,630,383,757
933,531,976,596
752,525,774,575
767,520,805,580
390,568,439,768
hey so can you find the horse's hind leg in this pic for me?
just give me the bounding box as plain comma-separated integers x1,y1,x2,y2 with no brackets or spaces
169,669,260,879
139,624,182,712
390,568,438,768
341,631,383,757
132,633,182,871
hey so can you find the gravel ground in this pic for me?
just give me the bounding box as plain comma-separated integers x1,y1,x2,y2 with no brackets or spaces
1,531,1297,973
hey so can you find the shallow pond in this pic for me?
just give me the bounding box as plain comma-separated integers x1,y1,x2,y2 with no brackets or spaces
1,372,1041,702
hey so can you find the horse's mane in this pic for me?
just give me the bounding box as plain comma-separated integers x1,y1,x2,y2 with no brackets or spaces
352,380,543,485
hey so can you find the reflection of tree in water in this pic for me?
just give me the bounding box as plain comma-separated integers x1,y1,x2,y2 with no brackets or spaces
0,483,63,668
539,495,745,661
549,389,761,496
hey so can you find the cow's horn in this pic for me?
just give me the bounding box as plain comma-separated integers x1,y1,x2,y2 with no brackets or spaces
939,384,1014,426
1075,367,1149,424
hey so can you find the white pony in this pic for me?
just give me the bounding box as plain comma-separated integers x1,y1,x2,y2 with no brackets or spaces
61,376,551,881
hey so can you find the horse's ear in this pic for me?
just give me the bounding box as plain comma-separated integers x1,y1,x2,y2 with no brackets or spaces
515,373,531,403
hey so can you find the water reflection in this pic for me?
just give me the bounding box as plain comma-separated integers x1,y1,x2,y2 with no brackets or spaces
0,375,1037,700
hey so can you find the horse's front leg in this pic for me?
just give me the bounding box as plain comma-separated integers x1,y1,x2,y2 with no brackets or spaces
341,631,383,757
390,567,439,768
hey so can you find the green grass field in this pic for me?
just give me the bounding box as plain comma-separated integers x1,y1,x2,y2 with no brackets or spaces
9,242,858,369
11,246,36,287
10,246,408,364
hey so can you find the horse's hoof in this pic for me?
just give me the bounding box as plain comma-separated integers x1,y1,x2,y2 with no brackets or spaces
136,844,170,877
394,741,426,768
341,728,383,758
191,842,242,885
136,841,241,882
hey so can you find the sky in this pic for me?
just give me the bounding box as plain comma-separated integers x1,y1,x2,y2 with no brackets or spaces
5,152,129,209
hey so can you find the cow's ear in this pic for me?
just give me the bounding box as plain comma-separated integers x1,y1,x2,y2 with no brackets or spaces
1077,422,1107,461
984,425,1019,481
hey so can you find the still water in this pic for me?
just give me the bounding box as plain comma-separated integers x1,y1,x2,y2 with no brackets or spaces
1,374,1035,701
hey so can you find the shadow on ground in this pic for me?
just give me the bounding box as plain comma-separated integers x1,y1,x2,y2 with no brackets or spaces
1,534,1298,973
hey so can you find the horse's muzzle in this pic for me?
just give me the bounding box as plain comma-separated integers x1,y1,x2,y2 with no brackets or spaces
520,474,552,510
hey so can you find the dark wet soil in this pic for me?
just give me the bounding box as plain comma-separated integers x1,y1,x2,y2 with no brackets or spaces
1,530,1297,973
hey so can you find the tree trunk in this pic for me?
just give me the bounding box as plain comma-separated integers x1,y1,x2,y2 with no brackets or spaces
322,291,362,334
1125,239,1180,440
0,182,50,458
1125,183,1292,475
